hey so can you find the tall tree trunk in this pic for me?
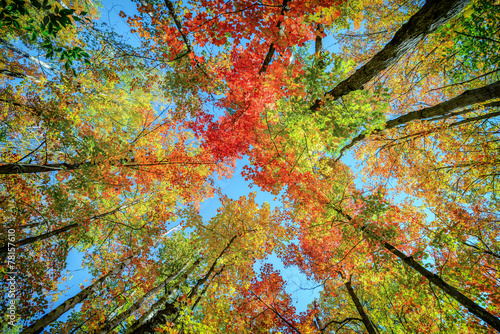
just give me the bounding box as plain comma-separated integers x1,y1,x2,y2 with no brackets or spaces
0,38,61,74
0,223,79,255
98,259,192,334
332,207,500,332
0,162,88,175
21,256,133,334
124,258,202,334
259,0,290,74
129,236,238,334
365,227,500,332
0,204,133,255
344,279,377,334
311,0,471,111
338,81,500,156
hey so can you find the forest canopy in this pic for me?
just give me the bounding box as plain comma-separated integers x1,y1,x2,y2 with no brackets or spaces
1,0,500,333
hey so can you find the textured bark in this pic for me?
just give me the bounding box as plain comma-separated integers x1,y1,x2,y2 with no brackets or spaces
315,24,324,55
129,236,237,333
98,260,192,334
0,162,89,175
0,158,210,175
0,68,25,78
190,267,224,311
132,302,178,334
21,257,133,334
361,226,500,332
0,205,130,254
338,81,500,156
311,0,471,110
0,223,78,255
330,207,500,332
344,280,377,334
259,0,290,74
385,81,500,127
124,259,202,334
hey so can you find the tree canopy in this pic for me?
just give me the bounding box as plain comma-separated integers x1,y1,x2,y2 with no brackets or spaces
1,0,499,333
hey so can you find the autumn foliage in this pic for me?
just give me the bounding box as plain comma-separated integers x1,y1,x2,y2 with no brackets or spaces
1,0,500,333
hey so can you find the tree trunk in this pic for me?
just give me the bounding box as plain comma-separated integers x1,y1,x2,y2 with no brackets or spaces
124,259,202,334
344,279,377,334
338,82,500,156
21,256,133,334
128,236,237,333
0,223,79,255
385,81,500,127
0,205,132,254
311,0,471,111
259,0,290,74
361,226,500,332
0,38,61,74
0,162,88,175
98,259,192,334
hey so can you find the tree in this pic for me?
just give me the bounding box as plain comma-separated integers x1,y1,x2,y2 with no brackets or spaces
3,0,500,332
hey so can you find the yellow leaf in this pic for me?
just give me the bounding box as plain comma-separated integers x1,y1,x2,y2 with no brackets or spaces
463,8,474,18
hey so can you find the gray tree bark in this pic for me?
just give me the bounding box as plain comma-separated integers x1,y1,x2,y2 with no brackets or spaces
338,81,500,156
344,279,377,334
331,207,500,332
129,236,237,333
124,259,202,334
98,259,192,334
0,162,90,175
21,256,133,334
310,0,471,111
0,205,132,255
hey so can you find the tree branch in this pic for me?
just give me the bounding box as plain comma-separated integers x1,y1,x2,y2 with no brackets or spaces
310,0,471,111
337,81,500,158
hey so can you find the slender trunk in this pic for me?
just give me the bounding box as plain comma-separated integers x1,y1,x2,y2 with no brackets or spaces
0,162,89,175
315,24,324,55
130,236,238,334
98,259,192,334
124,259,202,334
463,242,500,260
6,219,46,230
0,223,79,255
0,38,61,74
163,0,192,53
170,265,226,324
190,267,224,311
99,262,189,334
1,68,25,78
0,205,133,254
21,256,133,334
0,68,42,82
311,0,471,111
361,226,500,332
385,82,500,127
132,302,178,334
344,279,377,334
259,0,290,74
0,157,212,175
331,207,500,332
338,82,500,156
